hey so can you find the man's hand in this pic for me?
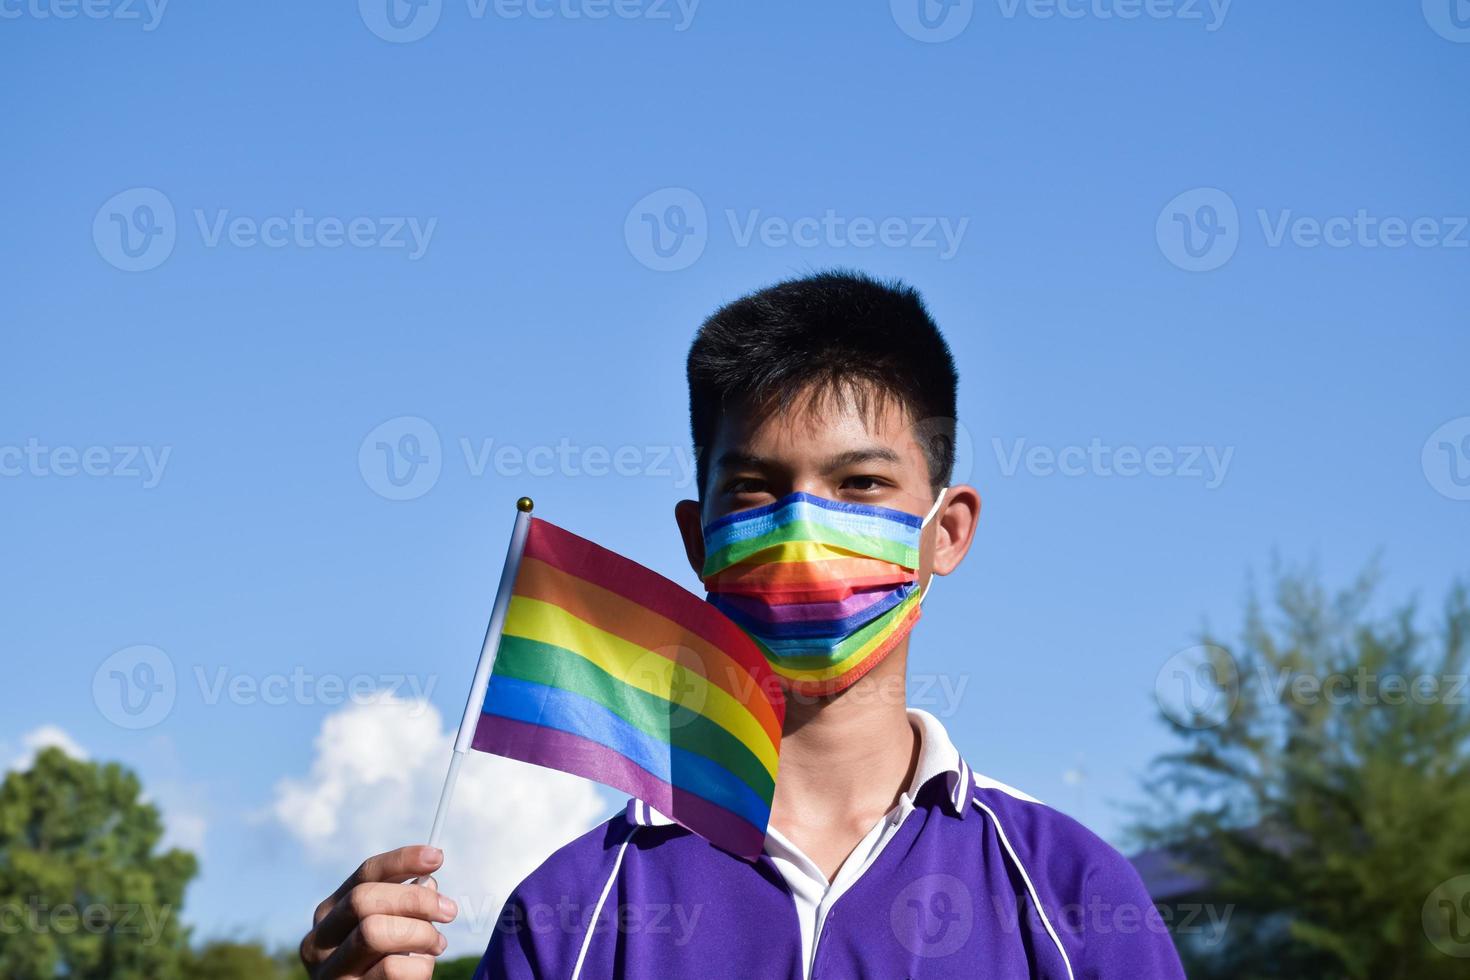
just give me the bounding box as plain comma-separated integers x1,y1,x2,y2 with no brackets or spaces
300,845,459,979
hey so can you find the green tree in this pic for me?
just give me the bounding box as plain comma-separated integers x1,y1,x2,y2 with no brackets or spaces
433,955,485,980
186,940,294,979
1136,566,1470,979
0,747,198,980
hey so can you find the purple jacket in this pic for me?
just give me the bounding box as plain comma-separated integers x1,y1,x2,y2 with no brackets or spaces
474,766,1186,979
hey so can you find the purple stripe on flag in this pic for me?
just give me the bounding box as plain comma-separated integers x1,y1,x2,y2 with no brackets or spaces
473,713,767,860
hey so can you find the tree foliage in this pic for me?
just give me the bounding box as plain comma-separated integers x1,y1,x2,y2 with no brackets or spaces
0,747,198,979
0,747,485,979
1136,566,1470,979
185,941,298,979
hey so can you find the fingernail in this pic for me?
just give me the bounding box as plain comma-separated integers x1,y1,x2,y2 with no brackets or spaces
424,846,443,863
438,895,458,921
436,933,448,954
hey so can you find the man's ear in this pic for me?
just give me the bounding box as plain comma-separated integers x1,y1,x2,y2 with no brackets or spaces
674,499,706,578
929,484,981,577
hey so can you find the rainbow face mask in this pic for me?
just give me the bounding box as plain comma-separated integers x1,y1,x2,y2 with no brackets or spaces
700,490,946,697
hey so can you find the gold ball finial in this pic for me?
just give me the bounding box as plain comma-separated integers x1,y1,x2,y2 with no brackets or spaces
516,496,535,513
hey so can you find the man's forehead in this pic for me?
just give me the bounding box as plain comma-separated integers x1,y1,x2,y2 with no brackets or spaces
710,390,922,462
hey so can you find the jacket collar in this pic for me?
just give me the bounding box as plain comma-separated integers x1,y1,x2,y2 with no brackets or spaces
625,707,973,830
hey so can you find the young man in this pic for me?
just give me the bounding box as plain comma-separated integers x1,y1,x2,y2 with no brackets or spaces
299,272,1186,979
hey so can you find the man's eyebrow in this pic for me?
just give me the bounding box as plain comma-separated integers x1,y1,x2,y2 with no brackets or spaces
713,451,770,472
820,447,902,472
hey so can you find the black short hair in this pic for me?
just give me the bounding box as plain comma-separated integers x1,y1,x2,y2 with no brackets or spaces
687,270,958,497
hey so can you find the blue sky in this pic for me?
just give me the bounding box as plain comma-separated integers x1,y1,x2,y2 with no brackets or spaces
4,0,1468,957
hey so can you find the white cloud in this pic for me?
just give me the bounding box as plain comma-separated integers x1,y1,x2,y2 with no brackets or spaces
4,725,209,855
273,698,608,958
7,724,89,770
161,809,209,853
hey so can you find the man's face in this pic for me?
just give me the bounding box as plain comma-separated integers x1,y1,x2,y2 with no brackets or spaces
702,390,937,522
675,386,980,589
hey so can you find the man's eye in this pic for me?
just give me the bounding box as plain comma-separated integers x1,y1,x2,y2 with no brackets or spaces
724,478,768,495
840,475,886,493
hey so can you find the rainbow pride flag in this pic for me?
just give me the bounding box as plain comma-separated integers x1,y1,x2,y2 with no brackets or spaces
471,518,785,859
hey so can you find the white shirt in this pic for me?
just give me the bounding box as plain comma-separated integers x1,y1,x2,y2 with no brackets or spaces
625,708,973,980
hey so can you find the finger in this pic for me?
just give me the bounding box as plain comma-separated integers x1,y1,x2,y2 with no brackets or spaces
321,915,446,977
363,954,437,980
317,847,444,923
299,931,331,971
316,882,457,949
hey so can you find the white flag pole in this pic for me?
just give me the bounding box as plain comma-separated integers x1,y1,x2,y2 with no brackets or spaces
423,496,535,854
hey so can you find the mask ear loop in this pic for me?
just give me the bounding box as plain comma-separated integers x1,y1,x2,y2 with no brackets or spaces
918,487,949,603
